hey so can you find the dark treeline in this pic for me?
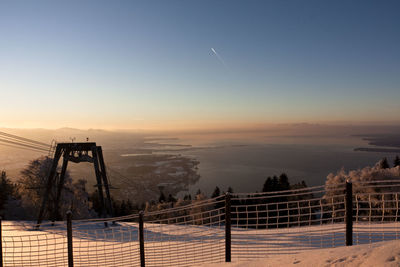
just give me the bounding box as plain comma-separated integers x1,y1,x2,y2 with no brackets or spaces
144,172,316,229
380,156,400,169
121,156,400,225
230,174,316,229
2,156,400,222
89,190,142,218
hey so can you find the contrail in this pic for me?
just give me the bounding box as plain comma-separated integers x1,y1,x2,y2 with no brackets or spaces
211,47,227,68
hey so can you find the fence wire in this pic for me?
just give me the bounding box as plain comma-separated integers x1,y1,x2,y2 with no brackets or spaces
352,180,400,246
230,184,347,261
143,196,225,266
2,221,68,267
71,216,141,267
2,180,400,266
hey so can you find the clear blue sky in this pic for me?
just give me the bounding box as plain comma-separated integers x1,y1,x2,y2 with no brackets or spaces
1,1,399,129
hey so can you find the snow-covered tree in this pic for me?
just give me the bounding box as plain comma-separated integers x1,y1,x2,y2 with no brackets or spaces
17,157,70,219
324,161,400,220
70,179,95,219
18,156,93,220
190,192,212,225
325,162,400,193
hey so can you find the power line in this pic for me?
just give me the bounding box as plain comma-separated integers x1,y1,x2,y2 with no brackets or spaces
106,165,137,188
0,131,52,155
0,138,49,152
0,135,50,150
0,141,48,153
0,131,50,147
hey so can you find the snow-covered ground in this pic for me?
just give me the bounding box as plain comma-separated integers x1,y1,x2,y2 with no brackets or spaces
201,240,400,267
2,221,400,266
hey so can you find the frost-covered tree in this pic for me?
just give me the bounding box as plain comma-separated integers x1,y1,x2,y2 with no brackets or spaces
190,191,209,225
325,162,400,192
324,161,400,220
17,157,70,219
18,156,93,220
70,179,94,219
175,198,191,208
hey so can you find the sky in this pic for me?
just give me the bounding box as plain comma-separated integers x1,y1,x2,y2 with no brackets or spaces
0,0,399,130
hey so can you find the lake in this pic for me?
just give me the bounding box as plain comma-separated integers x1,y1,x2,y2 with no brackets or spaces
174,135,396,196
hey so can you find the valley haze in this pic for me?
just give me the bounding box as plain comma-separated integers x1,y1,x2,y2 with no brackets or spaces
1,123,399,203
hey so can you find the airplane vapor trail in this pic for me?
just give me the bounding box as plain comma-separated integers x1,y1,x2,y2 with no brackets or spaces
211,47,227,68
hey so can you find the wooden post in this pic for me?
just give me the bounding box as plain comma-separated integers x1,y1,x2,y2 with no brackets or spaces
346,181,353,246
66,211,74,267
139,211,145,267
0,216,3,267
225,193,231,262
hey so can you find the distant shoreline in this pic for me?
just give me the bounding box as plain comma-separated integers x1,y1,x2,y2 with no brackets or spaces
354,147,400,153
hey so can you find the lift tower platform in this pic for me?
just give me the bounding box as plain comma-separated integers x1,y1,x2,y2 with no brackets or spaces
36,142,113,226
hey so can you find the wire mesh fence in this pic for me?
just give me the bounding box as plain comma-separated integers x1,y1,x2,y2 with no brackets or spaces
1,221,68,267
352,180,400,246
142,196,226,266
70,217,141,266
2,180,400,266
230,183,347,260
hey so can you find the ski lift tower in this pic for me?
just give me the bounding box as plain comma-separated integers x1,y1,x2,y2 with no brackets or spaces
36,142,113,226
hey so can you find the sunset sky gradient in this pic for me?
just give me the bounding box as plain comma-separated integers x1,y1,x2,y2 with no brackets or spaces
1,0,399,130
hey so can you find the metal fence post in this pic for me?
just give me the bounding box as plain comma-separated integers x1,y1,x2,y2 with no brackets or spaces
346,181,353,246
66,211,74,267
139,211,145,267
225,193,231,262
0,216,3,267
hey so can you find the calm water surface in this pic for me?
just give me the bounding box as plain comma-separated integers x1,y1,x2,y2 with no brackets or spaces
176,136,395,196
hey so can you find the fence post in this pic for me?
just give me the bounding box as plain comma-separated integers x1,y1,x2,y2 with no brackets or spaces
66,211,74,267
139,211,145,267
346,181,353,246
0,216,3,267
225,193,231,262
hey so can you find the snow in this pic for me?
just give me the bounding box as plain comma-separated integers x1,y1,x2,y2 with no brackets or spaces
201,240,400,267
2,221,400,266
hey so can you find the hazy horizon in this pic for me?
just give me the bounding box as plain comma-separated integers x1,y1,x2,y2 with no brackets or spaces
1,122,399,200
2,121,400,134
